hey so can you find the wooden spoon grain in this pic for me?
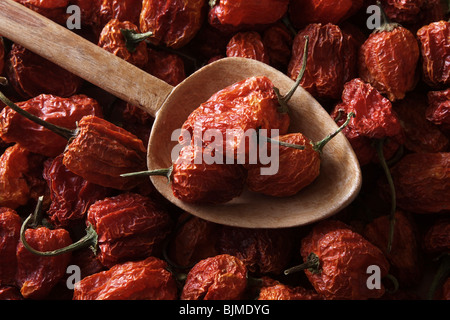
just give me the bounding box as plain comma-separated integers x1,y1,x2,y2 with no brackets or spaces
0,0,362,228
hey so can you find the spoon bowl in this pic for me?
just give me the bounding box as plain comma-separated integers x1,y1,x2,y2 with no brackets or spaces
0,0,362,228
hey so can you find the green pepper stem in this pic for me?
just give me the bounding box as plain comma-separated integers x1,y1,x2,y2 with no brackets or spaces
121,166,173,183
0,79,75,141
284,252,321,275
375,138,396,253
427,254,450,300
20,197,98,256
265,136,305,150
375,1,399,32
120,29,153,53
313,111,355,153
275,35,309,113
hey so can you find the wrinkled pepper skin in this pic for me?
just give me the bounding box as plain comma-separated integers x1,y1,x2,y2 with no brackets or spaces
86,192,172,268
73,256,178,300
363,211,422,287
96,0,142,29
246,133,320,197
299,220,390,300
423,218,450,255
226,31,270,64
262,22,293,72
16,226,72,300
62,115,147,190
140,0,205,49
0,208,21,286
358,24,419,101
331,78,404,166
6,44,83,99
257,277,322,300
208,0,289,29
416,20,449,88
387,152,450,214
0,144,31,209
379,0,425,24
180,76,290,160
181,254,248,300
98,19,148,68
287,23,357,100
0,94,103,157
426,88,450,132
144,48,186,86
13,0,69,24
171,145,247,204
216,226,293,275
43,154,111,228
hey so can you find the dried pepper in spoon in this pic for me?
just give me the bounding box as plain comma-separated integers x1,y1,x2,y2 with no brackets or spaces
0,79,147,190
245,111,354,197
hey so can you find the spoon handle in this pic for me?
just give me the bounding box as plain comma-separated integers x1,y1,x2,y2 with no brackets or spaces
0,0,173,117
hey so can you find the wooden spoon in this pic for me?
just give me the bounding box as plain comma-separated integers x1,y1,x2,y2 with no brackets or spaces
0,0,362,228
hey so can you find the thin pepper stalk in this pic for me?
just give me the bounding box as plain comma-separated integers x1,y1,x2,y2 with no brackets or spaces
375,138,396,253
427,254,450,300
20,196,98,256
374,1,400,33
284,253,321,275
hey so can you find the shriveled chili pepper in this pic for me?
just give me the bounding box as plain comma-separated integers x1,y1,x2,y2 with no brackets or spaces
246,112,354,197
98,19,148,68
208,0,289,30
43,154,111,228
288,0,363,29
216,226,294,275
393,91,449,153
358,3,419,101
330,78,405,166
426,88,450,132
0,93,102,158
73,256,178,300
284,220,390,300
378,0,425,24
13,0,69,24
257,277,323,300
382,152,450,214
96,0,142,30
0,207,21,286
287,23,357,100
17,197,73,300
0,286,23,300
6,44,83,99
226,31,270,64
423,218,450,255
262,22,293,72
0,88,148,190
0,144,32,209
166,213,220,269
416,20,450,88
21,192,173,268
363,210,422,288
139,0,205,49
181,254,248,300
144,48,186,86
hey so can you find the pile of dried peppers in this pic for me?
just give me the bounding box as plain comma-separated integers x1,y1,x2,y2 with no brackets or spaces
0,0,449,301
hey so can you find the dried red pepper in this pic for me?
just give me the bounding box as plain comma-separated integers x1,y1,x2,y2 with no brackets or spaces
181,254,248,300
13,0,69,24
262,22,293,72
363,211,422,287
284,220,390,300
208,0,289,29
139,0,205,49
423,218,450,255
96,0,142,30
73,256,178,300
393,91,449,153
426,88,450,132
6,44,83,99
0,93,102,157
98,19,148,68
384,152,450,214
288,0,363,29
246,112,353,197
226,31,270,64
21,193,172,268
287,23,357,100
43,154,111,228
144,48,186,86
416,20,450,88
358,4,419,101
0,286,23,300
216,226,294,275
257,277,322,300
17,197,73,299
0,208,21,286
378,0,425,24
